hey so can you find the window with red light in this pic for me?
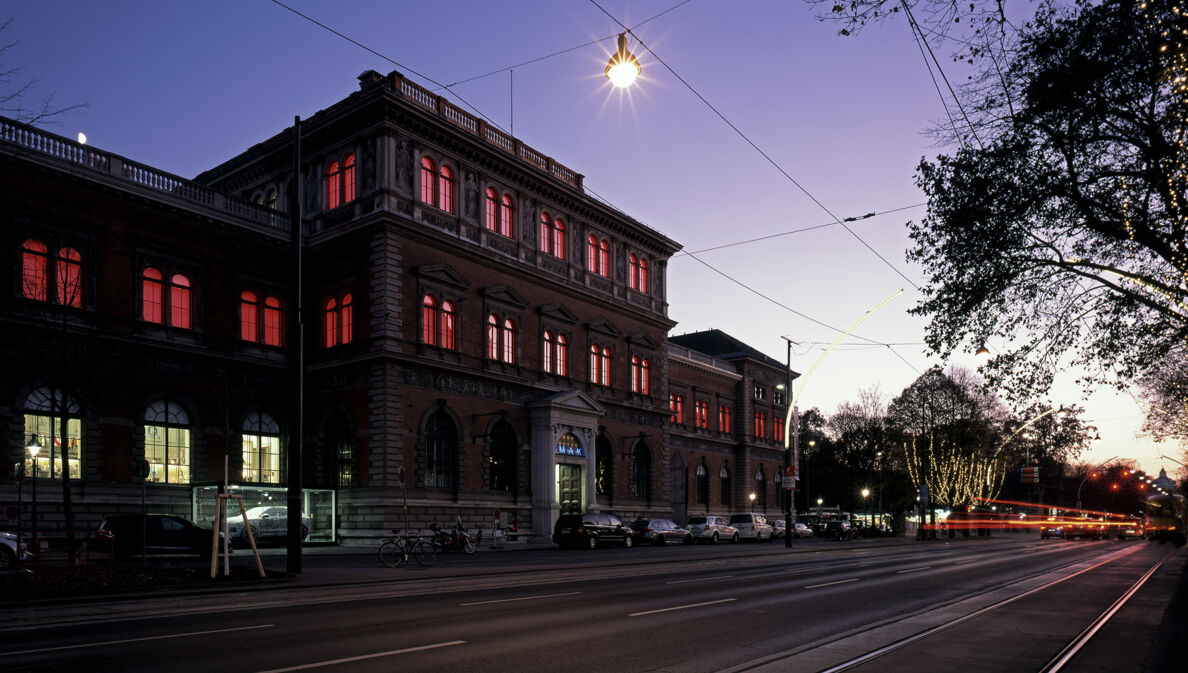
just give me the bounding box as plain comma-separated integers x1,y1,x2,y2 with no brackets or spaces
485,189,498,231
143,267,164,323
501,318,517,363
695,400,709,429
422,295,439,345
589,344,612,385
21,239,49,301
327,160,341,209
241,292,259,342
500,195,515,237
486,313,517,363
324,293,353,347
774,416,784,442
263,297,283,346
484,189,515,237
22,239,84,307
440,301,456,349
670,394,685,425
422,294,456,350
438,165,456,215
141,267,193,329
718,405,732,433
325,153,356,210
56,248,82,307
543,330,569,376
629,253,649,292
420,157,436,205
630,356,651,394
587,236,610,277
539,212,566,259
754,411,767,439
169,274,192,329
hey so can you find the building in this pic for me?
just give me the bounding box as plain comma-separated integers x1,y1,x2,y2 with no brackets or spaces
1,71,796,546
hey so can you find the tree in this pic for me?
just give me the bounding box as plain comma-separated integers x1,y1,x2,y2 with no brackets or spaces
827,387,892,514
1136,350,1188,464
1,19,85,124
904,0,1188,404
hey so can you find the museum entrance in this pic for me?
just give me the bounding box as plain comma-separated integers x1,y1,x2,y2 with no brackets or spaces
558,464,583,515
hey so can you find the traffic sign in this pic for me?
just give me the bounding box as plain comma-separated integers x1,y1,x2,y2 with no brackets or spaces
781,465,796,489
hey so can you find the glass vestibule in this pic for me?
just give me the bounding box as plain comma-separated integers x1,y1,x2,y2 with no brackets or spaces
192,485,336,543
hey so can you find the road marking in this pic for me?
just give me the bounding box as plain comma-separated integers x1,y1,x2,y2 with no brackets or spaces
629,598,737,617
953,558,981,565
255,641,466,672
3,624,275,656
666,575,734,585
897,566,932,574
805,578,860,589
460,592,580,606
858,563,873,568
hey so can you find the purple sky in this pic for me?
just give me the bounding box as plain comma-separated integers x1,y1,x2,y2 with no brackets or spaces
6,0,1174,477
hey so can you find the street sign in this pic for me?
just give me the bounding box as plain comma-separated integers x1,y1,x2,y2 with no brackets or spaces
781,465,796,489
1021,466,1039,483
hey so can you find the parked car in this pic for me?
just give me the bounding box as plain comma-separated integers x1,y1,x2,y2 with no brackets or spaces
823,520,853,541
685,515,739,544
791,522,814,539
225,506,312,543
771,519,787,539
630,518,694,545
728,513,774,541
553,513,634,549
1,531,26,571
98,513,227,558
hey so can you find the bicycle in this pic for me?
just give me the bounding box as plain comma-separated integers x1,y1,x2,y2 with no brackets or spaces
378,529,437,568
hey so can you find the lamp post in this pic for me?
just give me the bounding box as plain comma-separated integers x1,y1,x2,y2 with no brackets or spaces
749,492,756,513
605,33,642,88
861,488,871,527
26,434,41,560
1077,456,1118,511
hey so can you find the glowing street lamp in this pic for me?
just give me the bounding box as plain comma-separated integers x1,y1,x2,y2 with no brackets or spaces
26,433,41,558
605,33,641,88
749,491,757,512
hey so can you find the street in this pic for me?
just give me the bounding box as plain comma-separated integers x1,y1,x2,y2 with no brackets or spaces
2,537,1184,672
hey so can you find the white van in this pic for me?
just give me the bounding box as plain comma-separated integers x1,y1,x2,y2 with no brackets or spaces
728,513,774,541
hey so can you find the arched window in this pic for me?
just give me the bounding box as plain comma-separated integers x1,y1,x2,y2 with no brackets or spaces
670,394,685,424
422,295,439,346
438,165,456,214
142,267,164,323
342,153,356,203
590,344,612,386
424,409,457,489
487,419,516,493
629,254,649,291
556,334,568,376
630,356,646,393
144,400,191,484
326,160,341,209
719,463,731,506
539,212,566,258
638,257,649,292
266,189,277,211
56,247,83,307
695,400,710,428
553,217,566,259
543,330,555,373
719,404,732,433
241,291,259,342
486,313,516,363
485,188,498,231
440,300,456,350
599,239,610,276
242,411,282,484
587,235,611,277
324,293,353,347
487,313,500,360
755,466,768,511
24,388,82,480
21,239,49,301
587,235,599,271
501,318,518,364
169,274,192,329
420,156,436,205
696,460,710,505
629,442,651,499
263,296,283,346
500,194,515,237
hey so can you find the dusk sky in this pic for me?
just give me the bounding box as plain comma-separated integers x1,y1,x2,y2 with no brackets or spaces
5,0,1176,477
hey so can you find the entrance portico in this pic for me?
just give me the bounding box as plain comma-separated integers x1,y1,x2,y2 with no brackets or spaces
527,390,606,541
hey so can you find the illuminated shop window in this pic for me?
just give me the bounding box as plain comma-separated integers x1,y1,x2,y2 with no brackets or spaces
144,400,191,484
242,411,281,484
23,387,82,480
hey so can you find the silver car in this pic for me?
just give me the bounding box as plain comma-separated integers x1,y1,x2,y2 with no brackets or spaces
685,515,740,544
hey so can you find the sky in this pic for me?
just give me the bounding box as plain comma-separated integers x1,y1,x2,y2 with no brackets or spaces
4,0,1181,478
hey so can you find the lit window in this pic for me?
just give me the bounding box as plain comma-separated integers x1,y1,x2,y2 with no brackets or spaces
342,153,356,203
422,295,456,350
170,274,192,329
144,400,191,484
486,313,516,363
545,331,568,376
485,190,515,237
420,156,436,205
241,291,259,342
23,388,82,481
500,195,515,237
485,188,498,231
631,356,651,394
543,330,554,373
242,411,281,484
556,334,568,375
326,153,356,209
586,236,611,277
56,247,83,307
325,298,338,346
718,405,732,433
774,416,785,443
487,314,500,360
590,344,612,385
341,294,353,344
638,256,648,292
422,295,439,346
695,400,709,429
440,301,456,350
540,213,566,259
502,318,517,364
629,254,649,292
599,239,610,275
587,236,599,272
324,293,353,347
327,160,341,209
754,411,767,439
263,296,283,346
21,239,49,301
439,165,456,215
670,394,685,424
142,267,164,324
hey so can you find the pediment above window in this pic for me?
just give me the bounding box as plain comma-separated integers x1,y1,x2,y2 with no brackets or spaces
539,303,579,324
480,284,530,309
413,263,470,290
627,332,661,349
587,318,622,339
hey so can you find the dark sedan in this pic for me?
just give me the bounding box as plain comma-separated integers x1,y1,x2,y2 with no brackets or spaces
553,512,634,549
98,513,227,558
630,518,694,545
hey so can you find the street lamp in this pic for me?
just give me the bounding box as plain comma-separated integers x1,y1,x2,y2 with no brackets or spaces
26,433,41,559
1077,456,1117,511
861,488,871,525
605,33,641,88
749,492,757,512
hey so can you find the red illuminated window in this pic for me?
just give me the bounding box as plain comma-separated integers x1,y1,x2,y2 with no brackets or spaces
326,153,356,209
774,416,784,442
500,195,514,237
241,291,259,342
21,239,49,301
544,331,568,376
590,344,612,386
422,295,439,345
695,400,709,428
170,274,192,329
421,295,456,350
587,236,610,277
718,405,732,433
142,268,164,324
56,247,82,307
754,411,767,439
263,297,283,346
420,157,435,205
501,318,517,364
342,154,355,203
540,213,566,259
486,313,516,363
441,301,456,349
327,160,341,209
629,254,649,292
485,188,498,231
631,356,651,394
324,293,353,347
484,190,516,237
439,165,456,215
670,394,685,424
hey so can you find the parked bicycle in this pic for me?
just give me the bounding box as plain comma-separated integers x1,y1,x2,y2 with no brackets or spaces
378,529,437,568
429,519,478,555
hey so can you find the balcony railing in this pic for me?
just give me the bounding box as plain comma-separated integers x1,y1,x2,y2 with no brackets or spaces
0,115,287,233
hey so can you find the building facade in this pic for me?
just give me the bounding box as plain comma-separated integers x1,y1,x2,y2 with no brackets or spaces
1,71,796,545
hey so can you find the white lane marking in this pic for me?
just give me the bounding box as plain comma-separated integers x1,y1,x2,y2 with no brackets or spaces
460,592,580,606
954,558,981,565
897,567,932,574
629,598,737,617
255,641,466,673
3,624,275,656
805,578,860,589
666,575,734,585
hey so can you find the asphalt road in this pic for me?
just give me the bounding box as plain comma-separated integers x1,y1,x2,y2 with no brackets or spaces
2,537,1184,672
